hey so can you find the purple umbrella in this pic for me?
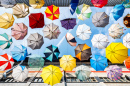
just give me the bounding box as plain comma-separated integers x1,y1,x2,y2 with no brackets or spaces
107,65,123,80
60,18,76,30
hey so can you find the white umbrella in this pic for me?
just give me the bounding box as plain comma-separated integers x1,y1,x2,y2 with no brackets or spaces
91,34,109,49
123,33,130,48
76,24,91,40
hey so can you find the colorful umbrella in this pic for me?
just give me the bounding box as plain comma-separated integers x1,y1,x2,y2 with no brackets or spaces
91,34,109,49
90,55,108,71
11,45,28,62
1,0,16,8
41,65,63,86
122,0,130,8
12,65,28,82
106,42,128,64
27,33,44,50
124,14,130,28
29,13,45,29
110,4,125,21
75,44,92,61
123,33,130,48
91,0,108,8
44,45,60,62
65,33,77,46
69,0,79,15
0,13,15,29
60,18,76,30
43,23,60,40
60,55,76,71
0,53,14,71
0,33,12,50
11,23,28,40
76,24,92,40
107,65,123,80
124,57,130,70
29,0,45,9
45,5,60,20
76,4,92,20
92,12,109,27
108,23,124,39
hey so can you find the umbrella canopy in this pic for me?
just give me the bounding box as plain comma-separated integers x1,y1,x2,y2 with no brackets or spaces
11,23,28,40
41,65,63,86
65,33,77,46
106,42,128,64
12,65,28,82
124,57,130,70
76,24,92,40
43,23,60,40
124,14,130,28
60,18,76,30
110,4,125,21
76,4,92,20
108,23,124,39
91,34,109,49
69,0,79,15
75,65,91,81
123,33,130,48
29,0,45,9
1,0,16,8
0,13,14,29
45,5,60,20
107,65,123,80
0,53,14,71
91,0,108,8
90,55,108,71
12,3,29,18
27,33,44,50
44,45,60,62
11,45,28,62
0,33,12,50
75,44,92,61
29,13,45,29
60,55,76,71
92,12,109,27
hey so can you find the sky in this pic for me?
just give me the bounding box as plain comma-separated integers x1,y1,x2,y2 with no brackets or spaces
0,6,130,58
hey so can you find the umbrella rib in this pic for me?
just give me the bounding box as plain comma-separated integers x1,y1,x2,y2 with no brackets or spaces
113,54,122,63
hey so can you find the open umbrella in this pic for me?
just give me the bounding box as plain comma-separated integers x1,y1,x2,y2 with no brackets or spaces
92,12,109,27
45,5,60,20
44,45,60,62
76,4,92,20
75,65,91,81
110,4,125,21
66,33,77,46
12,3,29,18
91,0,108,8
29,13,45,29
0,33,12,50
12,65,28,82
1,0,16,8
29,0,45,9
75,44,92,61
106,42,128,64
124,14,130,28
123,33,130,48
76,24,92,40
0,13,15,29
108,23,124,39
41,65,63,86
43,23,60,40
90,55,108,71
11,45,28,62
124,57,130,70
27,33,44,50
107,65,123,80
0,53,14,71
69,0,79,15
11,23,28,40
91,34,109,49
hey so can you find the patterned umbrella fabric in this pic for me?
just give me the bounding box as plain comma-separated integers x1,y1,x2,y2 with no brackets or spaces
124,14,130,28
124,57,130,70
11,23,28,40
123,33,130,48
69,0,79,15
91,0,108,8
122,0,130,8
29,0,45,9
66,33,77,46
1,0,16,8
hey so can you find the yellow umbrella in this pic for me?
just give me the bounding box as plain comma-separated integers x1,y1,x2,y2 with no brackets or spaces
0,13,14,29
60,55,76,71
29,0,45,9
41,65,63,86
106,42,128,64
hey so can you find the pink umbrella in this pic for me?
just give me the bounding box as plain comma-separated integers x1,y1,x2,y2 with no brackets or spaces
11,23,28,40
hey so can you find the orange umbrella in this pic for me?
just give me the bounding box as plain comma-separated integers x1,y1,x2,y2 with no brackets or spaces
124,57,130,70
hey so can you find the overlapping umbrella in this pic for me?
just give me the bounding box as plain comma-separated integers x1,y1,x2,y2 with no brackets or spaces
123,33,130,48
29,0,45,9
1,0,16,8
91,0,108,8
124,57,130,70
69,0,79,15
124,14,130,28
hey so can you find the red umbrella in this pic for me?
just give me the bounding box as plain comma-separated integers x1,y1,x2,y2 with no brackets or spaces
91,0,108,8
124,57,130,70
29,13,45,29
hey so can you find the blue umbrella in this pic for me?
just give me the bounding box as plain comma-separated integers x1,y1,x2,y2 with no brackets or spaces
69,0,79,15
11,45,28,62
110,4,125,21
90,55,108,71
